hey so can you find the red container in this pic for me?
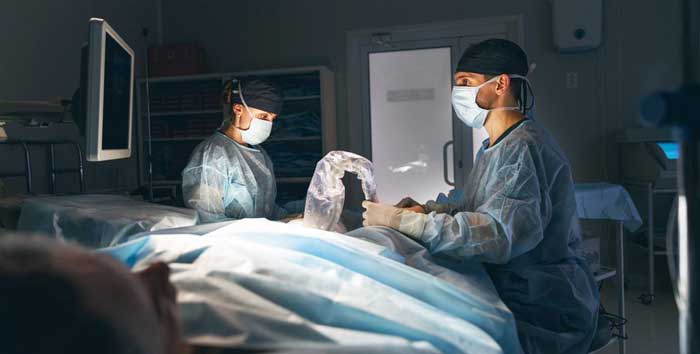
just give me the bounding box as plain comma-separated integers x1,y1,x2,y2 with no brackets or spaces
149,44,206,77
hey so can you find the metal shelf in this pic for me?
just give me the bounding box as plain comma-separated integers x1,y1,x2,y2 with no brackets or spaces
152,179,182,185
630,239,669,255
151,137,207,142
630,229,672,255
150,109,222,117
594,266,617,282
137,66,337,195
138,73,225,84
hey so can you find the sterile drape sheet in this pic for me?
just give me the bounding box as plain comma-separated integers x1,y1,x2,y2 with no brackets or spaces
104,219,521,354
17,194,198,247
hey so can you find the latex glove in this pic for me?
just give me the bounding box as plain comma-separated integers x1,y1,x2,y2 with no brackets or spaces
362,201,428,239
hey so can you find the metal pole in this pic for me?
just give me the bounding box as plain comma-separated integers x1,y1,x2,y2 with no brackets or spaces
677,140,700,354
21,142,32,195
679,0,700,351
74,143,85,193
617,221,626,354
648,182,655,303
143,31,154,201
683,0,699,82
640,0,699,349
49,144,56,194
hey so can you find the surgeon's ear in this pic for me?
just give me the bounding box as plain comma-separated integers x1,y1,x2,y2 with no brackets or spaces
494,74,511,96
232,104,243,116
232,104,243,126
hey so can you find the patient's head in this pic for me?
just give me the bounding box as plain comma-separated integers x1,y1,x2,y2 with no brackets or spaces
0,236,181,354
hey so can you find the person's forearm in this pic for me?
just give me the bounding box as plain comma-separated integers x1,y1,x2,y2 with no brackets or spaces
421,211,512,264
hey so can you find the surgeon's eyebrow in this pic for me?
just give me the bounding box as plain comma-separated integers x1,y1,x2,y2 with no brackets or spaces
454,74,471,86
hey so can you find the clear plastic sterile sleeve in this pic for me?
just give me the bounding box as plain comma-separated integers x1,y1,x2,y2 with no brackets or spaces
303,151,378,230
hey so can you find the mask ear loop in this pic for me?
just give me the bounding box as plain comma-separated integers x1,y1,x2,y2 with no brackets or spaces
509,74,534,114
524,63,537,114
238,81,247,108
524,80,535,113
519,79,526,114
236,81,256,132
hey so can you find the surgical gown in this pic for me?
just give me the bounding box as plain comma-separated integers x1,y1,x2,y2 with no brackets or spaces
182,132,287,223
419,120,599,354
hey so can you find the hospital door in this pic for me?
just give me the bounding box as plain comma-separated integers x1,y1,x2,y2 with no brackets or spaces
366,41,488,204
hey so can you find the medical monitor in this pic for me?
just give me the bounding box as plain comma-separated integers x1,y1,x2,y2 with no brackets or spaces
656,142,678,160
84,18,134,161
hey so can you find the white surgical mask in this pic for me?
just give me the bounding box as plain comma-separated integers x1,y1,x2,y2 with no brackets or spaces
451,74,529,129
239,115,272,145
237,83,272,145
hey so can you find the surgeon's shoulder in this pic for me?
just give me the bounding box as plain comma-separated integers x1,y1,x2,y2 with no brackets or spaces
498,121,536,149
504,120,569,163
257,145,274,163
188,134,234,161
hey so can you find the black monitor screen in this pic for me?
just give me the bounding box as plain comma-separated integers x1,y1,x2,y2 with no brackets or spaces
101,34,131,150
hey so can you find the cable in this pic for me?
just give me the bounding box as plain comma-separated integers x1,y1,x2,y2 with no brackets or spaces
525,80,535,112
142,28,154,201
599,300,629,340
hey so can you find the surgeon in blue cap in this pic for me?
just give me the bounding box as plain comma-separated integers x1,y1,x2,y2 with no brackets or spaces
360,39,599,354
182,78,289,223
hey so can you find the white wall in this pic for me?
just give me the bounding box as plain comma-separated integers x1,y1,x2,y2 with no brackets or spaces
0,0,157,100
0,0,159,194
163,0,684,183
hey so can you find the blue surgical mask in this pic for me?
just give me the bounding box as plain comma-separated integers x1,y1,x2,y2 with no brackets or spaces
451,74,529,129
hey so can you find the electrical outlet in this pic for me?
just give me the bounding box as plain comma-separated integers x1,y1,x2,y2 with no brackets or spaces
566,72,579,89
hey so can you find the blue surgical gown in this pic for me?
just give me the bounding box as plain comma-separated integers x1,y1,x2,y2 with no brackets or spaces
419,120,599,354
182,132,287,223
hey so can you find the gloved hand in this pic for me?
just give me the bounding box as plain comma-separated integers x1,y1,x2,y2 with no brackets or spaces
423,190,465,215
394,197,426,214
362,201,428,240
424,200,457,214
